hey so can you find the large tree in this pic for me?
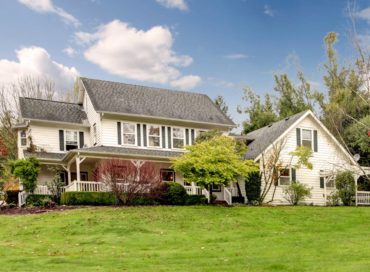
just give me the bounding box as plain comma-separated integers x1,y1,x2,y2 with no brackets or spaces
172,135,257,203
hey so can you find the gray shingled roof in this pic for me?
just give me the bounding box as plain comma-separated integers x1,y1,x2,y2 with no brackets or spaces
19,97,88,124
24,151,65,161
81,77,234,126
244,110,309,159
75,146,184,158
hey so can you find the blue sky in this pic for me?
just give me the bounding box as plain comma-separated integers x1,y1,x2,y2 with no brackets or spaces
1,0,370,128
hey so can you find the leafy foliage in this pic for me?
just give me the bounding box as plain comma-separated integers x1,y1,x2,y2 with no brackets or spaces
283,182,312,205
9,157,40,193
26,195,55,207
155,182,188,205
47,166,65,203
61,192,118,206
289,146,313,170
335,171,355,206
245,171,261,204
214,95,230,117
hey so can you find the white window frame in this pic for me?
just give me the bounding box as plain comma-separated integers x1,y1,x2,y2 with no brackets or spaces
20,130,27,147
65,130,79,151
300,128,313,150
92,123,97,145
278,168,291,186
147,124,161,148
122,122,137,146
172,127,185,149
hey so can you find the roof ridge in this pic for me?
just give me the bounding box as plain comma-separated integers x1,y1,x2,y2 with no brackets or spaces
20,97,80,106
80,76,208,97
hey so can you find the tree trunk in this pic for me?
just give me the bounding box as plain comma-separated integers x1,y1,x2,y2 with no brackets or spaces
209,184,213,204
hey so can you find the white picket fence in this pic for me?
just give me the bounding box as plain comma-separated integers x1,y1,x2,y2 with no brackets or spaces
357,191,370,205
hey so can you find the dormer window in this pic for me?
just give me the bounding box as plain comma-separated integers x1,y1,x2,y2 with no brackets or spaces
172,128,185,149
65,130,78,151
20,130,27,146
301,129,313,150
122,123,136,145
148,125,161,147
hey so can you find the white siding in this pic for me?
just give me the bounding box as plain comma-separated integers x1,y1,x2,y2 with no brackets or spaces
28,124,90,153
261,115,354,206
83,92,101,145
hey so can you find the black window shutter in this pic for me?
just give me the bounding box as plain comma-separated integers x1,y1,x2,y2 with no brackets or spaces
191,129,195,144
185,129,189,145
291,168,296,183
143,124,147,146
59,130,64,151
79,131,84,148
296,128,301,147
320,177,324,188
117,122,121,145
137,124,141,146
161,126,166,148
313,130,318,152
167,127,172,149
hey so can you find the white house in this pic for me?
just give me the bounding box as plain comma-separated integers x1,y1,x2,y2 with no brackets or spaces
243,110,367,206
15,77,236,204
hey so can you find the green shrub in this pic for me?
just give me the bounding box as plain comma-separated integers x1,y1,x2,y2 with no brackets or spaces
283,182,312,205
166,182,188,205
335,171,355,206
327,191,341,206
245,171,261,204
26,194,55,207
9,157,40,193
129,195,158,206
61,192,117,206
185,195,207,205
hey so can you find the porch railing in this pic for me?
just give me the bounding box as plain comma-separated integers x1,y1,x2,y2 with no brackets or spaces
34,185,52,195
357,191,370,205
184,185,203,195
18,191,28,207
223,187,232,205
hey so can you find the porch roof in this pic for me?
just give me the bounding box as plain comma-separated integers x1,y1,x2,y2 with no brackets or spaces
24,151,65,161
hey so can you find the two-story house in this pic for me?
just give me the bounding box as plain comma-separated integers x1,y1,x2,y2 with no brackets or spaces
16,77,235,202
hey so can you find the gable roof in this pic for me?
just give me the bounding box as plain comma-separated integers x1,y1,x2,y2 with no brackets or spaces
244,110,309,159
80,77,235,126
19,97,88,125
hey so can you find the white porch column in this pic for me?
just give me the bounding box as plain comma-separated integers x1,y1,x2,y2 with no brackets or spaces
67,165,71,185
76,155,81,182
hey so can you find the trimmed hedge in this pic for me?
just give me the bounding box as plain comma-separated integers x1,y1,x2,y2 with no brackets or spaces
185,195,207,205
26,194,54,207
61,192,117,206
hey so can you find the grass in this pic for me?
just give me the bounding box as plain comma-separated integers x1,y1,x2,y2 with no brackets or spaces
1,206,370,271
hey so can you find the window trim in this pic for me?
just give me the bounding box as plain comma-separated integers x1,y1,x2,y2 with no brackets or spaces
211,183,221,192
278,168,291,186
300,128,313,150
147,124,162,148
20,130,27,147
122,122,137,146
160,169,175,182
172,127,185,150
64,130,79,151
92,123,97,145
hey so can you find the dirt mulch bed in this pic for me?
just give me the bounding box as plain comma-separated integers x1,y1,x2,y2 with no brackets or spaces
0,205,79,215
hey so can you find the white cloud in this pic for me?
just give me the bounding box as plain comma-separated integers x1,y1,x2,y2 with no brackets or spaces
264,4,275,17
18,0,80,27
76,20,201,89
156,0,188,11
355,7,370,21
63,46,77,57
224,53,248,60
170,75,201,89
0,46,79,92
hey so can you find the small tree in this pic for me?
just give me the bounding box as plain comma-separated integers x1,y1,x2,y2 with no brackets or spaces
283,182,312,205
335,171,355,206
94,159,161,205
47,166,65,204
9,157,40,193
172,135,258,203
245,171,261,204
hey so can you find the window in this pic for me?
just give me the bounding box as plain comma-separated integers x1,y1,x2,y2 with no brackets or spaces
122,123,136,145
160,169,175,182
93,123,97,145
301,129,313,149
20,130,27,146
172,128,184,149
279,169,291,186
65,130,78,151
326,176,335,188
148,125,161,147
211,183,221,192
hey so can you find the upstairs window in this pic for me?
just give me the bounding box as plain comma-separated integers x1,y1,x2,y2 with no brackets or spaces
301,129,313,150
279,169,291,186
148,125,161,147
20,130,27,146
160,169,175,182
172,128,185,149
65,130,78,151
122,123,136,145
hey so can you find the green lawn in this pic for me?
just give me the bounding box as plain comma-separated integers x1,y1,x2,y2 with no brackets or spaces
1,206,370,271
